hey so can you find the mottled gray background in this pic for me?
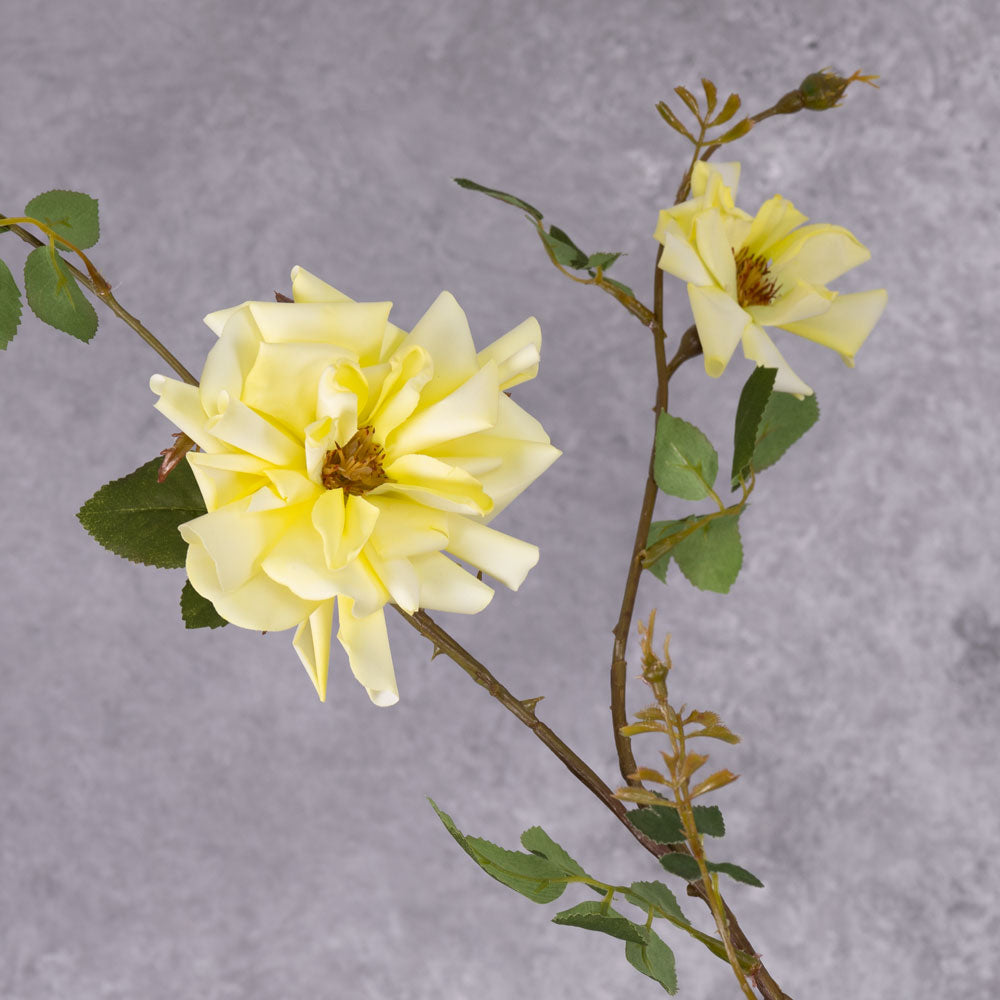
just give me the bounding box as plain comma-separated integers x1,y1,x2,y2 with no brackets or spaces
1,1,997,998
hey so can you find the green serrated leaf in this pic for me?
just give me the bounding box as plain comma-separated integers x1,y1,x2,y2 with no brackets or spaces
692,805,725,838
625,880,687,923
655,101,696,143
23,246,98,341
586,251,622,271
76,457,206,568
629,805,686,846
520,827,588,878
553,901,647,943
25,190,100,250
601,275,636,298
752,390,820,473
429,799,480,862
653,412,719,501
660,852,763,887
180,580,228,630
625,926,678,993
0,259,22,350
731,365,777,488
710,92,742,127
671,512,744,594
674,85,700,118
716,117,753,143
542,225,589,269
645,517,697,583
465,836,568,903
453,178,544,221
701,78,718,114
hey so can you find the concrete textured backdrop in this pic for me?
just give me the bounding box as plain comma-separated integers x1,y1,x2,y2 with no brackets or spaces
1,1,997,998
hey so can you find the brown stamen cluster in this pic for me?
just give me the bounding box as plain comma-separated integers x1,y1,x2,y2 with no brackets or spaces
321,425,390,495
733,246,780,308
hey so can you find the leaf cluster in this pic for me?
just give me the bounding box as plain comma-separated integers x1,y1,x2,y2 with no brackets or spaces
656,78,753,147
646,366,819,593
76,457,225,630
1,190,103,349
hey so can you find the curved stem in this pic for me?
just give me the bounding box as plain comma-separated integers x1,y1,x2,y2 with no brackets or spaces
1,213,198,385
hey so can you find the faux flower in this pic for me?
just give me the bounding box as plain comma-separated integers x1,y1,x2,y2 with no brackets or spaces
151,267,560,705
654,162,887,396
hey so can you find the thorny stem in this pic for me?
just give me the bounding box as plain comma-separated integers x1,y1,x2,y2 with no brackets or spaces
395,606,792,1000
0,213,198,385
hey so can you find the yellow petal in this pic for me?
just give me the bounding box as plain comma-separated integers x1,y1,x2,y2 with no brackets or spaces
476,317,541,390
387,361,500,459
185,539,316,631
687,284,751,377
203,302,250,337
312,491,379,570
442,514,539,590
693,210,737,296
292,598,335,701
262,468,322,506
248,300,391,360
769,223,871,285
778,289,887,366
336,599,399,706
411,551,494,613
742,195,808,257
199,306,263,417
207,392,303,466
740,325,813,397
186,451,272,510
150,376,222,453
366,345,434,438
290,266,354,304
690,161,741,201
315,359,364,444
365,548,421,614
367,496,450,559
746,280,835,328
395,291,478,403
260,512,342,600
656,217,714,285
381,454,493,515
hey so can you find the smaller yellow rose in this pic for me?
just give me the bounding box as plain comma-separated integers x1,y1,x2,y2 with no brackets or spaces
654,161,887,396
151,268,560,705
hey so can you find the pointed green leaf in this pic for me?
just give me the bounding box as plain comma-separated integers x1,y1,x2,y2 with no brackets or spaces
672,511,743,594
25,190,100,249
674,85,700,118
709,861,763,887
655,101,695,143
717,117,753,143
624,880,687,923
180,581,228,630
465,836,568,903
429,799,480,862
552,901,647,943
710,92,742,127
23,247,98,341
653,412,718,500
701,78,718,115
660,852,762,887
453,178,543,221
77,456,205,568
601,275,636,298
752,390,820,473
629,805,686,846
520,826,588,878
0,259,22,349
586,251,622,271
731,365,777,488
542,225,589,269
625,925,678,993
692,805,725,838
645,517,697,582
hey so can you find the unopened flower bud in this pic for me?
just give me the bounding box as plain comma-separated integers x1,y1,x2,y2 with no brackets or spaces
797,68,879,111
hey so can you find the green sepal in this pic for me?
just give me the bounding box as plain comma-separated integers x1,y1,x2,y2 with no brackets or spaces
552,901,647,943
647,512,744,594
629,805,686,846
731,365,777,488
625,925,678,993
23,247,98,341
653,412,719,501
624,880,687,923
77,457,206,569
520,826,589,878
0,259,22,349
752,389,820,473
429,800,568,904
180,581,228,629
542,225,589,269
453,178,543,221
25,190,100,250
659,852,763,888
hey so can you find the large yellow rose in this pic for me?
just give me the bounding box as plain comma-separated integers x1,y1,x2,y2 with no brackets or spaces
151,267,560,705
655,162,887,396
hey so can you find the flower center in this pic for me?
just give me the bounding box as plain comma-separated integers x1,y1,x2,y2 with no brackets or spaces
734,246,780,308
321,425,389,495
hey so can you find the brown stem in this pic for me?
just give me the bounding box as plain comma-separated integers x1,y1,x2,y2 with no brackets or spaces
0,213,198,385
395,606,791,1000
